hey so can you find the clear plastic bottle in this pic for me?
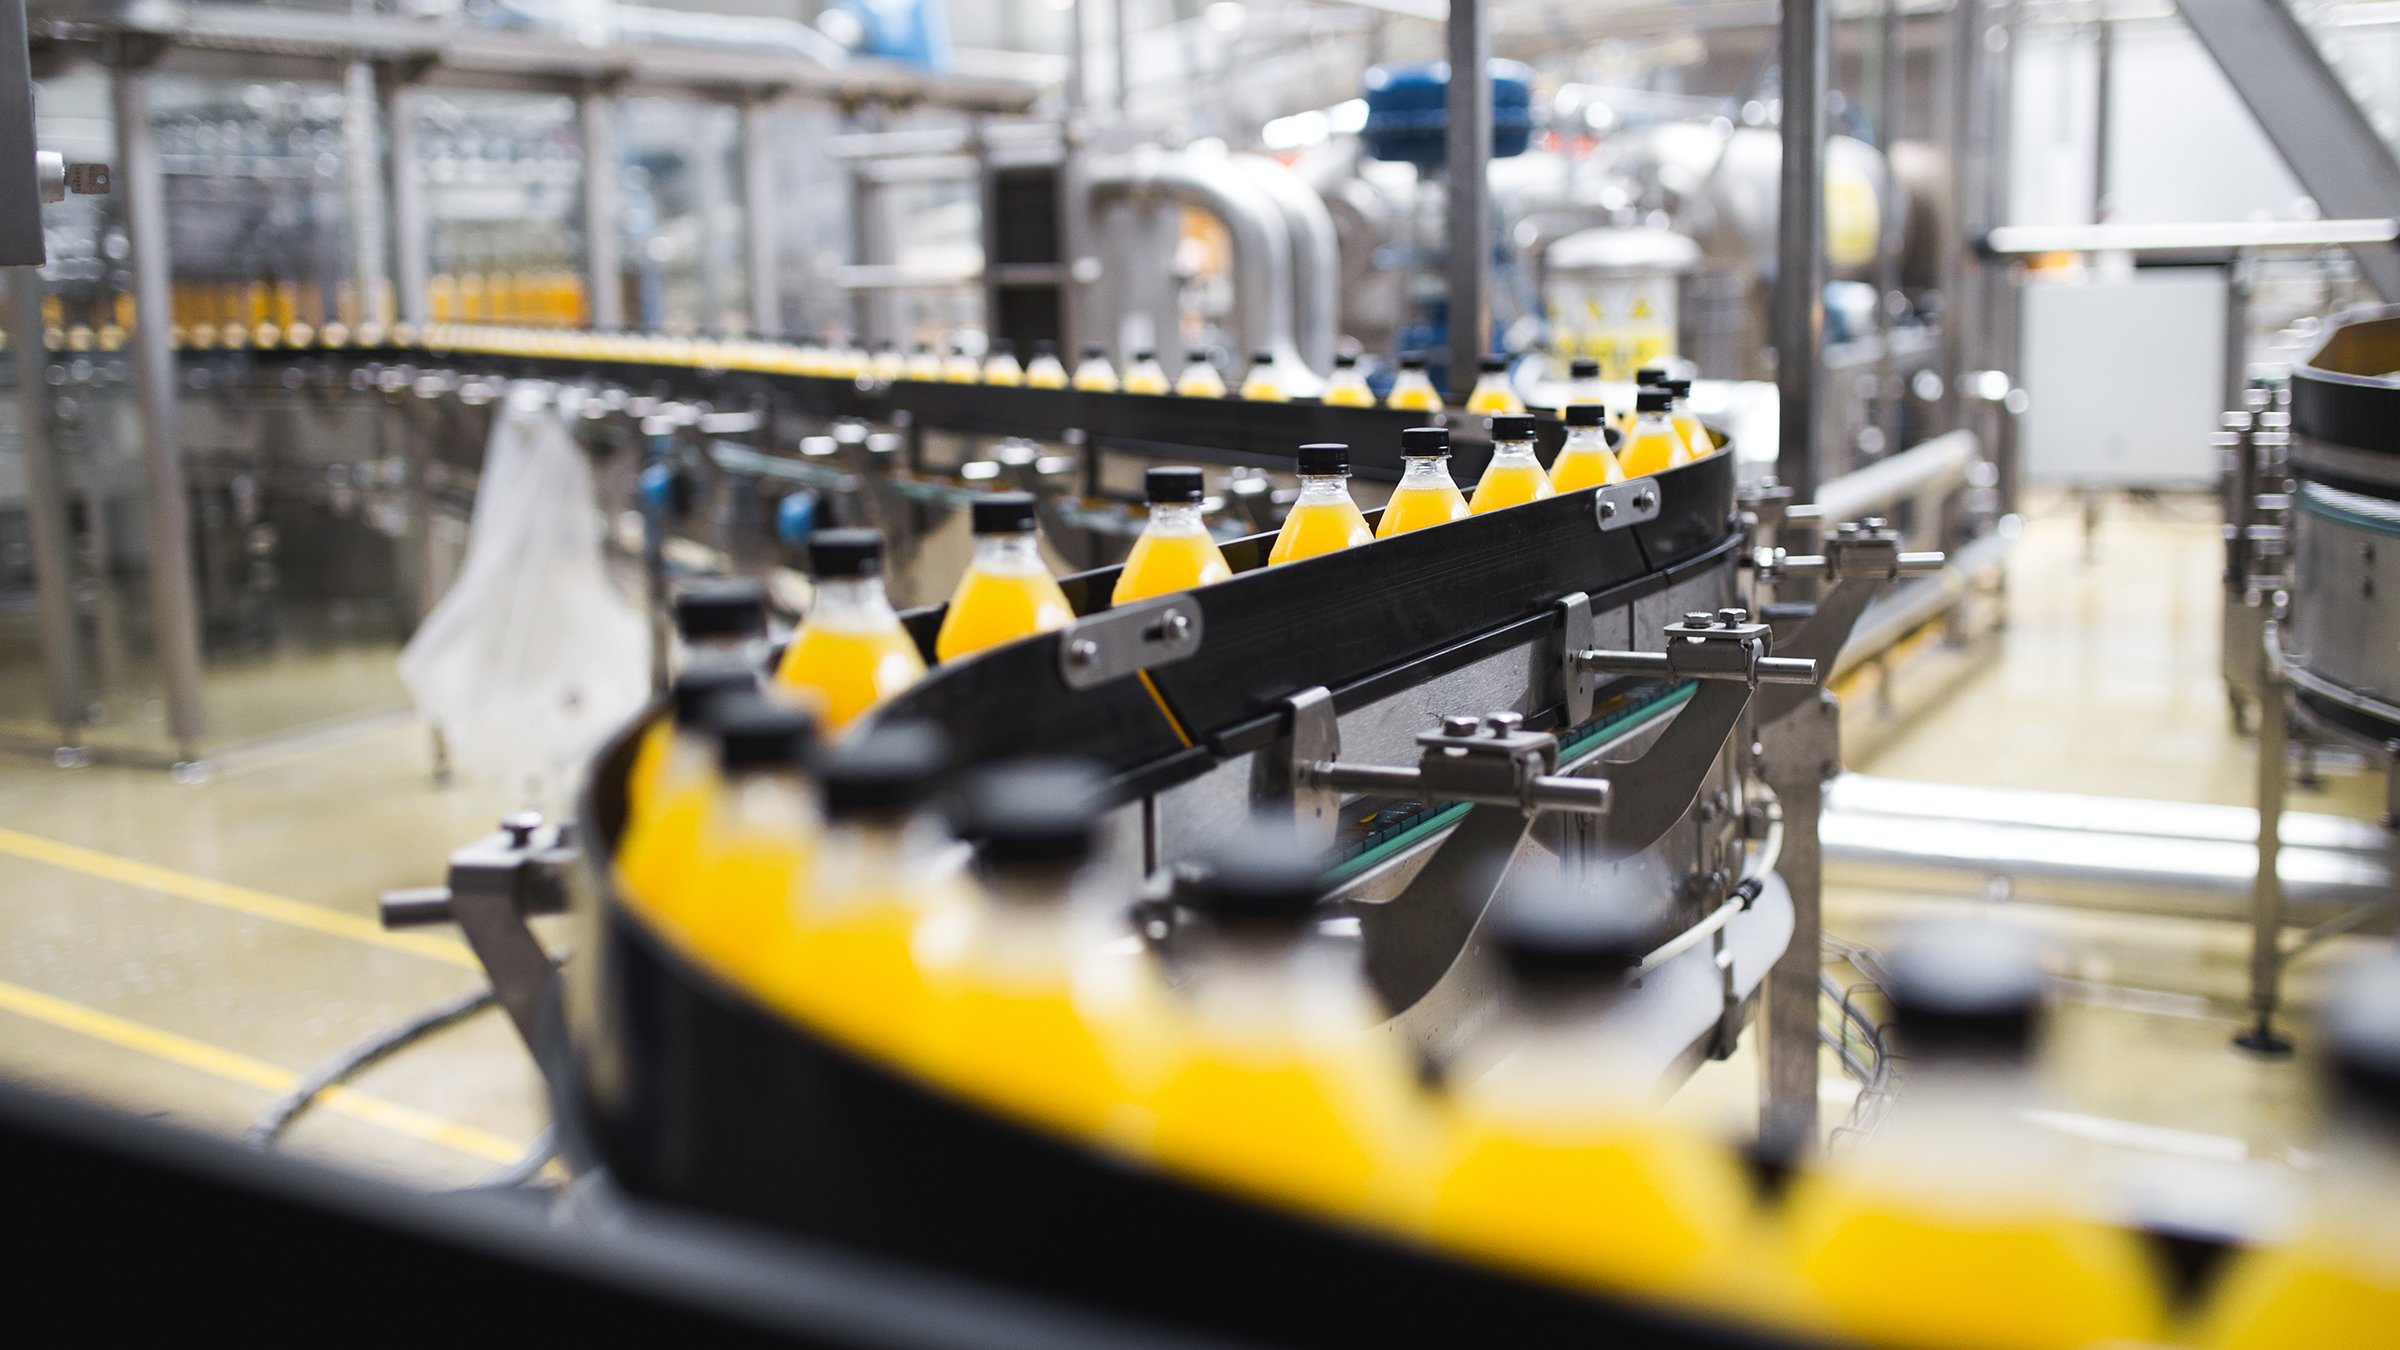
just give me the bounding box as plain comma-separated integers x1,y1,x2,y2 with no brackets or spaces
982,339,1025,386
916,761,1167,1144
1468,413,1556,513
1072,341,1120,392
749,721,960,1059
1376,425,1470,538
1781,921,2172,1350
773,529,927,732
1268,442,1374,565
1113,466,1233,605
1623,365,1668,437
903,341,943,381
1239,348,1288,402
1175,348,1227,399
943,340,981,383
1567,355,1605,409
1321,352,1376,407
652,691,820,975
1121,346,1171,395
1022,339,1069,388
1464,356,1524,415
2199,952,2400,1348
1386,354,1443,412
618,654,761,904
1548,403,1626,493
1146,824,1434,1224
1663,376,1709,457
935,492,1074,663
629,578,768,813
869,339,905,384
1429,877,1750,1297
1618,387,1694,478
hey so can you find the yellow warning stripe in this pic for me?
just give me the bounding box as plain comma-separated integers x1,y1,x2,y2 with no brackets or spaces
0,977,523,1164
0,825,476,969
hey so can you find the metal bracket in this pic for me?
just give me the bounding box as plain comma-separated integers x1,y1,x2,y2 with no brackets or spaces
1285,686,1344,850
1295,707,1613,821
1749,518,1945,725
1556,591,1598,725
1057,593,1203,691
381,812,573,1053
1595,477,1662,532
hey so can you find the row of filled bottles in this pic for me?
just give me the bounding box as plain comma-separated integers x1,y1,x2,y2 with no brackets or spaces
162,276,406,351
617,615,2400,1349
765,408,1711,735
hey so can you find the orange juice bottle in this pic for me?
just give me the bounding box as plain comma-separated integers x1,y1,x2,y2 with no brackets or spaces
1321,352,1375,407
1146,824,1434,1224
869,339,905,383
1566,355,1605,410
1022,339,1070,389
903,341,943,381
2197,952,2400,1349
666,693,821,971
1429,876,1750,1298
1268,443,1373,565
1468,414,1556,513
1072,342,1119,391
1464,356,1523,415
1113,467,1233,605
618,655,762,899
916,761,1167,1144
1376,426,1470,538
1619,388,1693,478
1121,346,1172,395
1387,354,1443,412
1661,376,1709,457
935,493,1073,662
943,340,981,383
749,720,960,1058
1781,921,2172,1350
1621,365,1669,438
1174,348,1227,398
774,529,926,733
981,339,1025,386
1238,348,1288,402
1549,404,1626,493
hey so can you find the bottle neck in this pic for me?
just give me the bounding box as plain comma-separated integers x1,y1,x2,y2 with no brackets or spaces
714,770,815,839
812,574,897,629
1181,930,1374,1049
1144,501,1209,534
1636,410,1672,434
1295,473,1352,502
810,813,945,905
1491,437,1539,464
1859,1055,2066,1210
1561,426,1607,452
1470,995,1653,1125
971,531,1045,572
1398,454,1453,485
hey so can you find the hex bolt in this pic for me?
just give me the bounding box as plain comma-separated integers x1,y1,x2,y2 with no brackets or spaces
1716,607,1749,626
1483,711,1525,736
1683,611,1713,625
501,811,543,847
1441,714,1483,737
1067,638,1100,668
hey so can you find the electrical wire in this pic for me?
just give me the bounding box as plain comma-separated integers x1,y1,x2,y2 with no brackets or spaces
246,983,499,1149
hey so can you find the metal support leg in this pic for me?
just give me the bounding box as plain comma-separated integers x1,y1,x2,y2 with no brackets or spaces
1758,690,1838,1153
580,87,624,331
342,60,387,336
1775,0,1828,498
740,97,780,339
2238,620,2295,1055
11,270,84,746
1443,0,1491,397
383,72,426,329
113,62,207,763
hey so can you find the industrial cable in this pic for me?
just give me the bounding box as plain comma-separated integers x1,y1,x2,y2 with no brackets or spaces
246,982,499,1149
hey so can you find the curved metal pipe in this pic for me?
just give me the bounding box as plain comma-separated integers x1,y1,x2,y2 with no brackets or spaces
1089,148,1298,378
1231,154,1340,377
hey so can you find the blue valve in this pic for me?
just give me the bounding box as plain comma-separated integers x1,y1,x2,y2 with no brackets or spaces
776,489,820,547
638,461,676,514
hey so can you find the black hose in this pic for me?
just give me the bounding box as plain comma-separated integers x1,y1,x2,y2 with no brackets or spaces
246,983,498,1149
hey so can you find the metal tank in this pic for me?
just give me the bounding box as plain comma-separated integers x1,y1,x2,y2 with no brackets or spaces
2284,308,2400,732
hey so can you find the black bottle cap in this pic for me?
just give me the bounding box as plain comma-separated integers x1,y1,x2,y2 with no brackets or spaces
1665,377,1692,396
1636,388,1673,413
668,652,759,727
875,339,897,352
970,491,1038,536
1031,339,1057,358
1081,341,1108,360
1489,413,1537,441
1492,877,1659,992
1400,425,1450,456
1883,922,2047,1060
1145,465,1205,503
912,341,932,354
1564,403,1606,428
1635,365,1669,384
1295,442,1350,475
712,691,818,775
1479,356,1507,373
1400,353,1427,370
1252,349,1275,364
1569,357,1599,378
672,577,766,641
809,528,884,578
964,760,1105,868
1131,346,1156,362
1186,826,1329,931
988,339,1015,358
1333,352,1357,368
818,720,951,822
1185,349,1210,364
2327,952,2400,1127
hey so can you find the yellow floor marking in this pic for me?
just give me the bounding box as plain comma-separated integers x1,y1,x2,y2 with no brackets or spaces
0,825,475,969
0,977,523,1165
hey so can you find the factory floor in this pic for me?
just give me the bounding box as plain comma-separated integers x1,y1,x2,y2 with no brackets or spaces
0,489,2382,1192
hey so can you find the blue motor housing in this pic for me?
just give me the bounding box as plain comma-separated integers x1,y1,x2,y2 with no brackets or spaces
1361,60,1534,170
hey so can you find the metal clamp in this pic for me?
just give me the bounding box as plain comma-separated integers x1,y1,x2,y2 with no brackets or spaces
1576,609,1820,689
1285,697,1611,846
1058,594,1203,690
1755,517,1946,583
380,811,573,1052
1594,478,1662,532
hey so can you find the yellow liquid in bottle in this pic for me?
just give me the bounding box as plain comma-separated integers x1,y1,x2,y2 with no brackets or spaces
1322,374,1375,407
1431,1120,1749,1298
1149,1048,1424,1223
1268,498,1372,565
1072,362,1119,392
1240,372,1288,402
625,720,676,820
675,815,810,976
1619,423,1693,478
753,880,936,1059
935,563,1074,663
1122,364,1170,395
1672,412,1710,457
1783,1180,2170,1350
774,625,926,732
1465,382,1524,415
1376,482,1470,538
1112,524,1232,605
2201,1245,2400,1350
1548,441,1626,493
1468,460,1555,514
616,765,707,906
1387,377,1443,412
1175,366,1227,398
